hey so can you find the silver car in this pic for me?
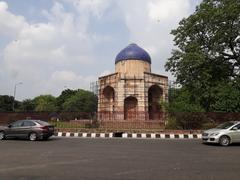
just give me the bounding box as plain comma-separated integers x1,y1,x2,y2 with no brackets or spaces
202,121,240,146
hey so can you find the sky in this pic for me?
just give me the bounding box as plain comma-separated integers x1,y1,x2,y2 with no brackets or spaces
0,0,202,100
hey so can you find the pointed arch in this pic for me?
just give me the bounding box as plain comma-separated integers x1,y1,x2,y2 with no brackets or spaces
148,85,163,120
102,86,115,112
124,96,138,120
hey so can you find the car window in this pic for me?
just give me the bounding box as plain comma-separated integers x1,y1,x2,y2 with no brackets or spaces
233,124,240,130
35,120,50,126
216,122,235,129
11,121,23,127
22,121,36,127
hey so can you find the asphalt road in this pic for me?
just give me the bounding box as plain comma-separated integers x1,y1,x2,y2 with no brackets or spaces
0,137,240,180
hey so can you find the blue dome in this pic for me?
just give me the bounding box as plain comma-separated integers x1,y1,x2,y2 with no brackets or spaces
115,43,151,64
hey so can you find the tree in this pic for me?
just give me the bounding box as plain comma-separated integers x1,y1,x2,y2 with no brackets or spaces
211,83,240,112
165,88,206,129
0,95,14,111
33,95,57,112
19,99,35,111
62,89,97,113
56,89,77,111
165,0,240,111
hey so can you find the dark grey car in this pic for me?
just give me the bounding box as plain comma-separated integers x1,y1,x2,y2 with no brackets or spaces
0,120,54,141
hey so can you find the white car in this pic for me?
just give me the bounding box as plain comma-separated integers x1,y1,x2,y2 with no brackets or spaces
202,121,240,146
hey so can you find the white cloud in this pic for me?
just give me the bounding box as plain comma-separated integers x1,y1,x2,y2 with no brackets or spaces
45,70,96,95
0,1,98,99
63,0,110,18
51,70,80,82
148,0,190,22
0,0,201,100
0,1,27,37
117,0,196,78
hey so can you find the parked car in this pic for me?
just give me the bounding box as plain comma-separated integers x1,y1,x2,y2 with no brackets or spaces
202,121,240,146
0,119,54,141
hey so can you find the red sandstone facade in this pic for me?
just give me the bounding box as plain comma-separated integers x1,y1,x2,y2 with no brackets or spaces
98,44,168,128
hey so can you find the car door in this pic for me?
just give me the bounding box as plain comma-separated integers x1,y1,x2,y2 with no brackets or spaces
230,124,240,143
21,121,36,138
6,120,24,138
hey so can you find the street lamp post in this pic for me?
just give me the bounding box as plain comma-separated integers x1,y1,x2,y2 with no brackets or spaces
12,82,23,111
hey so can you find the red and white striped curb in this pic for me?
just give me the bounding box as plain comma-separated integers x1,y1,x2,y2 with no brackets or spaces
56,132,202,139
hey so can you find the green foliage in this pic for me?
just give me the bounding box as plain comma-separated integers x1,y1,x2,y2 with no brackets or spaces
33,95,57,112
62,89,97,113
165,117,179,129
0,88,98,113
0,95,14,111
56,89,76,111
165,88,207,129
165,0,240,111
211,83,240,112
19,99,35,111
167,89,204,113
49,121,86,128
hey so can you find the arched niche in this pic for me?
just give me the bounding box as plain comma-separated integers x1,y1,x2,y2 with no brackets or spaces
102,86,115,111
124,96,138,120
148,85,163,120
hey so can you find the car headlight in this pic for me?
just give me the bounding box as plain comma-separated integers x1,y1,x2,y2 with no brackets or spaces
210,133,219,136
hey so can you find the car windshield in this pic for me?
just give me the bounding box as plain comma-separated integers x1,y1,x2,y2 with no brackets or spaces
216,122,235,129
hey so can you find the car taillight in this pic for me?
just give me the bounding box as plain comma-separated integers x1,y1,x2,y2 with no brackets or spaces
41,126,49,131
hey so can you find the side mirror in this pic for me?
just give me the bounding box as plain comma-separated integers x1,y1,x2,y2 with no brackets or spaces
8,124,12,128
232,127,238,130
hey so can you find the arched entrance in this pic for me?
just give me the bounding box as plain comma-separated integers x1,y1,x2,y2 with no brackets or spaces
148,85,163,120
124,96,138,120
102,86,115,120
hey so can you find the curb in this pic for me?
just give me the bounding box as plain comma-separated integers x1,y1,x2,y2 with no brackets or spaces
55,132,202,139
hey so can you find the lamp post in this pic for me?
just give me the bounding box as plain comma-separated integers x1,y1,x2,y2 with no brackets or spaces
12,82,23,111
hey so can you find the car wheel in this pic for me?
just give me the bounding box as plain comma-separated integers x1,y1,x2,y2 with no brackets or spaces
0,131,5,140
219,135,230,146
29,132,37,141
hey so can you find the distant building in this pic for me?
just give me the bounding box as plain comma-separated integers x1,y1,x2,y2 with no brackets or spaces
98,43,168,127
